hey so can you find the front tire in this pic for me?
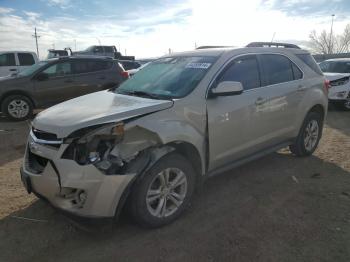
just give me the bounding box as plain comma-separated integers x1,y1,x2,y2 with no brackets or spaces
129,153,196,228
1,95,33,121
289,111,323,157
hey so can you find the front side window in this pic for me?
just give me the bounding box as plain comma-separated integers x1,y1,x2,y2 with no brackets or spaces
18,61,48,77
18,53,35,66
42,62,72,77
218,55,260,90
116,56,218,99
0,53,16,66
260,54,294,85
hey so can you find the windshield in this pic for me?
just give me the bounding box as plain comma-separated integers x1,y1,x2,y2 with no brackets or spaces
17,61,49,77
319,61,350,73
116,56,217,99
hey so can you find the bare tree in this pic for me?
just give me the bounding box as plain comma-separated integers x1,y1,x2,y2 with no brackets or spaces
309,24,350,54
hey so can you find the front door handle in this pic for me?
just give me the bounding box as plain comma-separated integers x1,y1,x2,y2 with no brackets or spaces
255,97,266,106
98,76,106,80
64,79,74,83
9,69,17,71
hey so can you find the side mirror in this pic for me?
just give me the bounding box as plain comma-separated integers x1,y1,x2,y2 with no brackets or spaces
211,81,243,97
36,72,49,81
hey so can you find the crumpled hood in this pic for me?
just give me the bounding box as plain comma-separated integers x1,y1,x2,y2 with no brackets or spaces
324,72,350,81
32,91,173,138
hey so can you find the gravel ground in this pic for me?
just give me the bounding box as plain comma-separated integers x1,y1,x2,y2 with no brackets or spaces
0,110,349,262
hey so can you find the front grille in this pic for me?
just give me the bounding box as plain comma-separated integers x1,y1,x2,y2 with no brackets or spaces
26,148,49,174
32,128,58,141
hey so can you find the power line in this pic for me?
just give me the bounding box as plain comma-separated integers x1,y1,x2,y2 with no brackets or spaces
32,27,40,58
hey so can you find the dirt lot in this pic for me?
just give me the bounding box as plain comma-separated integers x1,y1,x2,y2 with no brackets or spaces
0,110,350,262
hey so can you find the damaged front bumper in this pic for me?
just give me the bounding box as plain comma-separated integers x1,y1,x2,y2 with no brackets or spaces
21,131,136,219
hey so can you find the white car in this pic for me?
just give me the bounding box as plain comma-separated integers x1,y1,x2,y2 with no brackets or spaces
0,51,39,77
319,59,350,110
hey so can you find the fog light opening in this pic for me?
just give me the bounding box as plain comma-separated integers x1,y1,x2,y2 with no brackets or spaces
73,190,87,208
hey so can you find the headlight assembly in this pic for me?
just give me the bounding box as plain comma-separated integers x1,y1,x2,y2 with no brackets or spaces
62,122,125,174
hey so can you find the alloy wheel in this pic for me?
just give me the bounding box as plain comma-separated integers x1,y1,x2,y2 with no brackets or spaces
146,167,188,218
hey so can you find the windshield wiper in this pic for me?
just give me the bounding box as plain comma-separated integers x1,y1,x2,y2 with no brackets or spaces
118,90,171,100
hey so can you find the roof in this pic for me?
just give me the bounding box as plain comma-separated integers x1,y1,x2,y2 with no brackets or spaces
164,45,309,58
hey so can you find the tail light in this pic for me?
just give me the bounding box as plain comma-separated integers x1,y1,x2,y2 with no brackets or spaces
120,71,129,79
324,79,330,94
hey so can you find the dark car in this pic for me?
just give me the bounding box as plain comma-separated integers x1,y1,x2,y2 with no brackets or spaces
0,56,129,121
118,60,141,71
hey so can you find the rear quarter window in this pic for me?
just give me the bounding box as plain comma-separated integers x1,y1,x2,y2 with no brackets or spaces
296,53,323,75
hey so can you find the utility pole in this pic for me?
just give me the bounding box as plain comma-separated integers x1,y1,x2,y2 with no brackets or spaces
32,27,40,58
271,32,276,42
329,14,335,54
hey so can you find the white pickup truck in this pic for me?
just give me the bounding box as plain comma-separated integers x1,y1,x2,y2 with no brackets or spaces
0,51,39,77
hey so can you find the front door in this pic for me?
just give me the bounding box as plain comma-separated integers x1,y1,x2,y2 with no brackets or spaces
33,61,77,107
0,53,17,77
206,55,264,171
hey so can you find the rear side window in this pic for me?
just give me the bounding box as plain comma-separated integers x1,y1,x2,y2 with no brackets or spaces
122,61,141,70
219,55,260,90
73,60,112,74
296,53,323,75
18,53,35,66
103,46,114,53
260,54,294,85
0,53,16,66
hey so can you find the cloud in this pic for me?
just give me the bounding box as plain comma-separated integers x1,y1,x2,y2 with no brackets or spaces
45,0,72,9
0,7,14,14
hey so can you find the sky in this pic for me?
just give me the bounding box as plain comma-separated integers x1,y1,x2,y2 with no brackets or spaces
0,0,350,59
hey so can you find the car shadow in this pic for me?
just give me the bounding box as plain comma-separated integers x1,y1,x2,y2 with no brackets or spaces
325,109,350,137
1,152,350,262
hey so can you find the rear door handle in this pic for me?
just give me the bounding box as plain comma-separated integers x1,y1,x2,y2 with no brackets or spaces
64,79,74,83
297,85,307,92
98,76,106,80
255,97,266,106
9,69,17,71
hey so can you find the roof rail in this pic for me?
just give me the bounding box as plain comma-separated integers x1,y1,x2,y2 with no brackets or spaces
246,42,301,49
196,45,234,50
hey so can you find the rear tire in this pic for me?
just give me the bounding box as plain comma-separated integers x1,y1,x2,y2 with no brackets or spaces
1,95,33,121
289,111,323,157
129,153,196,228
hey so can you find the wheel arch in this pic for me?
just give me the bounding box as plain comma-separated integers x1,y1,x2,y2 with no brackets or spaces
0,90,36,109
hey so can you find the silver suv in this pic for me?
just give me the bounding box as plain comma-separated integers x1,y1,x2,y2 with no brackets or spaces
20,42,328,228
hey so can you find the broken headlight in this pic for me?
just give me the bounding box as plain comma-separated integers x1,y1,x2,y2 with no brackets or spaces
62,122,125,174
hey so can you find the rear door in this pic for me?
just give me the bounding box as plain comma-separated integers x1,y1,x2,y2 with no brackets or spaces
254,53,304,146
17,53,36,73
0,53,17,77
33,61,77,106
71,59,115,96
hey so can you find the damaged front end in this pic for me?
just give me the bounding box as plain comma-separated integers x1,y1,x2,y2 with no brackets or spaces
61,122,163,175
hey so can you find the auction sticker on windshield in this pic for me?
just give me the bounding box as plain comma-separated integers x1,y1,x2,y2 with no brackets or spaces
185,63,211,69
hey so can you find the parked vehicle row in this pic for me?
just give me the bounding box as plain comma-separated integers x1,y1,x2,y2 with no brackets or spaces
319,58,350,110
20,42,328,228
0,56,129,120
